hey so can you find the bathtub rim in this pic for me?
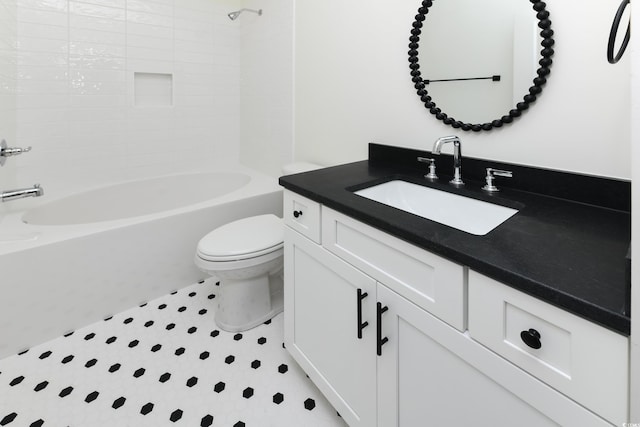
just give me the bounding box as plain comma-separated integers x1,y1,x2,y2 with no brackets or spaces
0,165,282,256
22,171,253,226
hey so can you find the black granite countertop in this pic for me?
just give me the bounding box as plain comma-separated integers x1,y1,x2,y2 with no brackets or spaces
279,144,631,335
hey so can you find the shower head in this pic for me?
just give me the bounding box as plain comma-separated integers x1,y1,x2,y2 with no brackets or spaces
227,8,262,20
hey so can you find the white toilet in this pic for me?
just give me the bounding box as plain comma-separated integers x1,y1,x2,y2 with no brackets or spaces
194,162,321,332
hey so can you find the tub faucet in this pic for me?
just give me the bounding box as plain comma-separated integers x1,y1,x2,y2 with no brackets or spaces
1,184,44,202
432,135,463,186
0,139,32,167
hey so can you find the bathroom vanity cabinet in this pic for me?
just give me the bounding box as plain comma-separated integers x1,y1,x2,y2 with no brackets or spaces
283,190,628,427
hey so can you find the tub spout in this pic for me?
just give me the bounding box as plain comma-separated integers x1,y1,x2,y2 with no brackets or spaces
1,184,44,202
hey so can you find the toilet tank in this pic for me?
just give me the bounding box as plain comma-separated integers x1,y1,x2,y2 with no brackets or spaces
281,162,323,175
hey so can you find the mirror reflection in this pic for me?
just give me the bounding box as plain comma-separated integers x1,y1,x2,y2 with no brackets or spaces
410,0,554,131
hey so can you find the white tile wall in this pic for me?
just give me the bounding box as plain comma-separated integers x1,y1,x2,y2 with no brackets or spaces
238,0,294,177
0,0,18,193
2,0,243,204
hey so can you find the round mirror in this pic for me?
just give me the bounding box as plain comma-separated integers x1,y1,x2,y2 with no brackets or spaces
409,0,554,131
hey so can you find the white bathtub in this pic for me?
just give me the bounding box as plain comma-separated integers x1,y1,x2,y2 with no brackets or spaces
0,166,283,358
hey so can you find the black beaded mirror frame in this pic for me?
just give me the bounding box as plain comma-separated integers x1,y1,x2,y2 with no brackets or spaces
409,0,555,132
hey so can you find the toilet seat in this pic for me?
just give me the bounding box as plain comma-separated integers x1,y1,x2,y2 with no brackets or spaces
196,214,283,262
195,247,283,273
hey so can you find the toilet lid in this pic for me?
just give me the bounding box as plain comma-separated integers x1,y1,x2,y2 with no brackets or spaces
197,214,283,261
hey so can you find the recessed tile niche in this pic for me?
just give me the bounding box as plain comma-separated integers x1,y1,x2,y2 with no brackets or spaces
134,73,173,107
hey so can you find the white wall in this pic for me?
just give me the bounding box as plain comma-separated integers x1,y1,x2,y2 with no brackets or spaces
630,0,639,419
238,0,294,177
1,0,243,215
294,0,631,179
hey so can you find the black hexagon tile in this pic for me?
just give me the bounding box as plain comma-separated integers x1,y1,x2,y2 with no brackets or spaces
85,391,99,403
58,386,73,398
169,409,183,422
140,402,154,415
214,381,225,393
0,279,345,426
304,398,316,410
242,387,254,399
33,381,48,392
0,413,17,425
200,414,214,427
273,393,284,404
9,376,24,387
112,397,126,409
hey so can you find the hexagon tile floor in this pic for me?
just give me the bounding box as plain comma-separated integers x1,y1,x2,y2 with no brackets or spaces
0,279,348,427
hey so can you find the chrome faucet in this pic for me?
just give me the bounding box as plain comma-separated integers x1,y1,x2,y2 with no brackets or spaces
1,184,44,202
432,135,463,186
0,139,32,166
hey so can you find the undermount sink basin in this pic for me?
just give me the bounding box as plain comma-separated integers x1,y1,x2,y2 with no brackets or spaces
354,180,518,235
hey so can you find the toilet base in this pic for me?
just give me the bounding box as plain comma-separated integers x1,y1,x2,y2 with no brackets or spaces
214,270,284,332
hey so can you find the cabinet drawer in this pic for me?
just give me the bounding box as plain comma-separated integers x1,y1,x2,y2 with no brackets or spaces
322,207,466,331
283,190,321,244
468,271,628,425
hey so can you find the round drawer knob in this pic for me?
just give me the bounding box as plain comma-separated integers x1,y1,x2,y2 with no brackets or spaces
520,328,542,349
293,210,303,218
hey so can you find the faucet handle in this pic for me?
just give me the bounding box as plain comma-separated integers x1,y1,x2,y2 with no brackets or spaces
1,139,32,166
491,169,513,178
482,168,513,192
417,157,438,180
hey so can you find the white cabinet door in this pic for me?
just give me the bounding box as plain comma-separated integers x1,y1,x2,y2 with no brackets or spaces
468,271,628,425
376,284,612,427
284,227,377,427
322,207,466,331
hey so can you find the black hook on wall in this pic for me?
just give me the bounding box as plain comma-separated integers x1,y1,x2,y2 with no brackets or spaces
607,0,631,64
